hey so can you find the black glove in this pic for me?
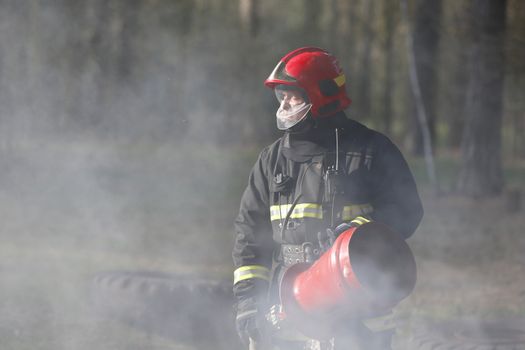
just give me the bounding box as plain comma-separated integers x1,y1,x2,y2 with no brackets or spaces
265,303,287,331
318,221,362,253
317,230,332,252
235,297,264,346
334,221,353,233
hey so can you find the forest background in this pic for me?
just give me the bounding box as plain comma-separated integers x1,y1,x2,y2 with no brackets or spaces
0,0,524,349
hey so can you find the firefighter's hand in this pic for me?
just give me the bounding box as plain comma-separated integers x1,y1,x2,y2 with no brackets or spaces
333,218,370,235
265,304,287,331
236,312,262,346
335,221,352,233
318,229,336,252
318,222,356,252
235,298,264,346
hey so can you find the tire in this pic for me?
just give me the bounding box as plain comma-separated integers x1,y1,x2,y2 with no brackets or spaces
90,270,241,349
407,319,525,350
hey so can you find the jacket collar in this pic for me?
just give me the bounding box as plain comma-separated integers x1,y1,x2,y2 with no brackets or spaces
281,112,351,162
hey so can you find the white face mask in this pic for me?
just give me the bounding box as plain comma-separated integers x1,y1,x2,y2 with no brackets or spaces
274,85,312,131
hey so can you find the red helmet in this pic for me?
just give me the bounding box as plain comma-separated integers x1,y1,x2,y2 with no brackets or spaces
265,47,351,118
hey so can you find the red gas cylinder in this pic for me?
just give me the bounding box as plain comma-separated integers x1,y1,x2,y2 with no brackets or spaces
280,222,416,322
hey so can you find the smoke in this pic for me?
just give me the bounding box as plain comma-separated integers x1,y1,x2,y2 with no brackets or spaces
0,1,249,349
393,189,525,348
1,1,523,349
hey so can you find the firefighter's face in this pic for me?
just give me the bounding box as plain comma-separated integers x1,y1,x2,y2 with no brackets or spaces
276,90,305,110
274,85,312,130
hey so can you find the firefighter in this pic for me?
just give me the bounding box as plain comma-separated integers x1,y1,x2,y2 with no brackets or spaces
232,47,423,350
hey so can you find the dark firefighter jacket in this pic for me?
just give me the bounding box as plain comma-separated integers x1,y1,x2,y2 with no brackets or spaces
232,113,423,305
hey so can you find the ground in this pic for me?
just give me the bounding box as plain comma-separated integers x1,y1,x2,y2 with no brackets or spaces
396,188,525,348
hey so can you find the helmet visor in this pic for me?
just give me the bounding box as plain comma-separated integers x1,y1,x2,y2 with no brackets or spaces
274,85,312,130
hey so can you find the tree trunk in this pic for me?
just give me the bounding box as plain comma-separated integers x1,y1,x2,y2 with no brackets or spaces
355,0,375,119
447,63,468,149
411,0,442,156
327,0,340,51
382,0,397,135
457,0,506,196
401,0,438,190
304,0,322,38
239,0,259,37
337,0,359,88
116,0,140,84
